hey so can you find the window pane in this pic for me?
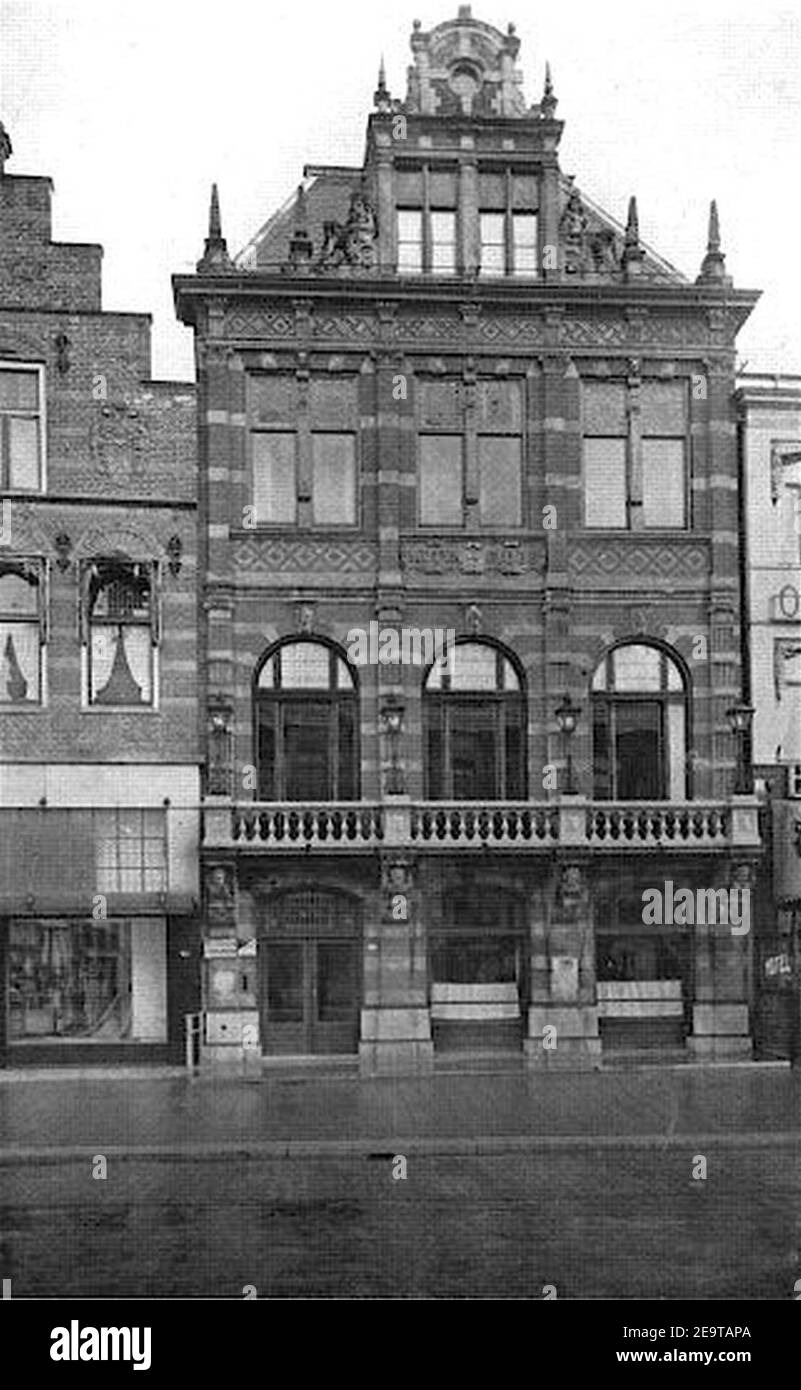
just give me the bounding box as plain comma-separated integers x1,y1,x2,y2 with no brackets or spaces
450,705,499,799
593,701,611,799
479,437,521,526
283,700,331,800
615,702,663,800
8,919,133,1041
613,644,661,692
480,213,505,276
0,572,38,616
266,943,303,1021
252,433,296,523
430,212,455,272
504,702,525,798
9,416,40,489
397,210,422,273
312,434,355,524
426,705,444,798
582,382,627,435
256,706,276,799
641,381,687,435
513,213,537,276
337,699,357,800
668,702,686,799
91,625,151,705
0,622,39,702
449,642,498,691
0,369,39,410
642,439,685,528
280,642,330,688
584,439,626,527
419,436,463,525
317,942,359,1021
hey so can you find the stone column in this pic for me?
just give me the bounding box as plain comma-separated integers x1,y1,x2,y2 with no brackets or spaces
526,861,601,1068
359,856,433,1074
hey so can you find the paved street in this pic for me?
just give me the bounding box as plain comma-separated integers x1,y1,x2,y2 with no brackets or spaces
1,1065,799,1298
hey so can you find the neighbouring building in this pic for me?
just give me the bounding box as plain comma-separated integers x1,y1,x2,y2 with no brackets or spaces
0,125,200,1065
174,5,766,1071
737,373,801,1057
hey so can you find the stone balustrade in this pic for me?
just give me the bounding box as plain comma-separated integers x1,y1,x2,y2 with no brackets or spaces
202,796,761,852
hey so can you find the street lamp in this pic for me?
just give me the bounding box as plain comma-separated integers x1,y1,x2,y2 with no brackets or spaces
380,696,405,795
555,692,581,796
726,703,755,795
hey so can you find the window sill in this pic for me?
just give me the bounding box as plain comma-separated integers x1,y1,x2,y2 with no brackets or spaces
230,525,362,537
0,703,45,713
81,705,160,715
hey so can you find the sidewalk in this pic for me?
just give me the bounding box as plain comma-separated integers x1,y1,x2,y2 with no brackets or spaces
0,1062,799,1158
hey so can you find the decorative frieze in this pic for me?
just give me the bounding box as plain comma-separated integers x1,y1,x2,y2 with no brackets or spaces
569,541,710,579
234,535,378,573
402,536,545,577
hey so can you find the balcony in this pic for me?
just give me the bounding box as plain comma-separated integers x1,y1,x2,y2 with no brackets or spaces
203,796,761,854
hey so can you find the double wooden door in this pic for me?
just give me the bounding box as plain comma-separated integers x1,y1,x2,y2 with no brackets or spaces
259,936,360,1055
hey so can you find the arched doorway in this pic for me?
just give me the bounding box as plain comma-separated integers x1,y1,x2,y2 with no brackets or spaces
592,641,689,801
258,889,361,1055
423,639,527,800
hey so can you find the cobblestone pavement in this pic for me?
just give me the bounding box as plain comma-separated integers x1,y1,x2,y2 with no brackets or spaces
2,1145,798,1299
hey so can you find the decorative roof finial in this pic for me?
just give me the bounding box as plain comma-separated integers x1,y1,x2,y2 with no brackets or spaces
0,121,12,176
622,195,644,278
196,182,233,274
287,183,314,271
696,199,732,285
374,55,393,113
541,62,557,119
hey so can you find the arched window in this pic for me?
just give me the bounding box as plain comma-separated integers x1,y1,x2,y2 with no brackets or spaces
424,640,526,800
592,643,688,801
254,639,358,801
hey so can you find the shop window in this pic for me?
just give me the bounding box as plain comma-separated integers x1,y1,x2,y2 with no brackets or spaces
0,560,44,704
592,642,688,800
0,363,44,491
254,639,359,801
7,918,167,1043
424,640,526,799
82,560,157,707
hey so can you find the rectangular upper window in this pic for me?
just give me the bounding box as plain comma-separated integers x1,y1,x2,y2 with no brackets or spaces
417,379,524,529
479,211,538,277
252,432,297,524
397,209,423,274
430,211,456,273
582,379,688,530
248,374,359,528
311,434,356,525
0,364,45,492
419,435,463,525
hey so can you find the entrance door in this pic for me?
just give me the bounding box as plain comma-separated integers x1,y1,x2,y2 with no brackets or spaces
260,937,360,1055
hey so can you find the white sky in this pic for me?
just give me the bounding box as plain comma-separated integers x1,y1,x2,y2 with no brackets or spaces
1,0,799,381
